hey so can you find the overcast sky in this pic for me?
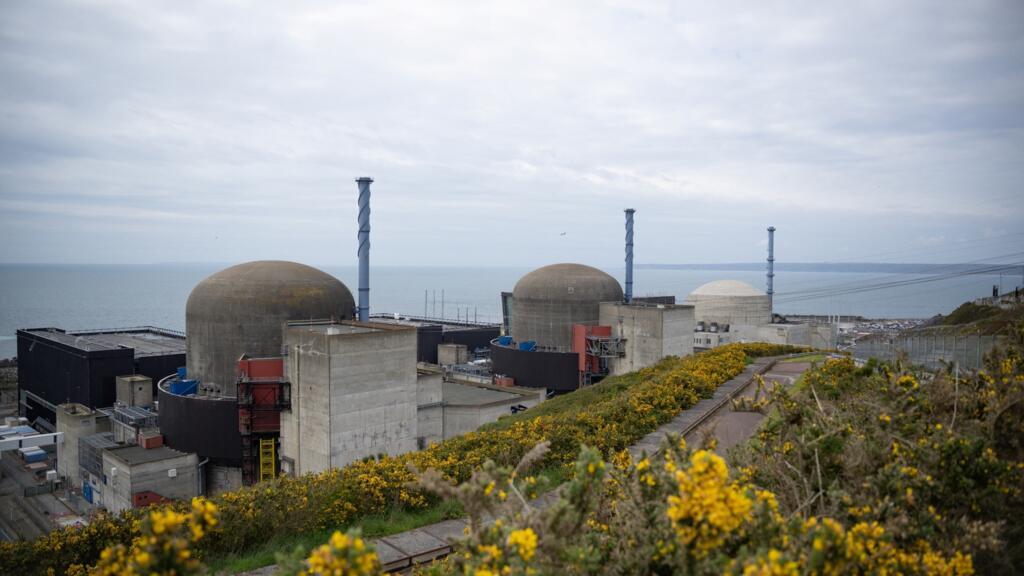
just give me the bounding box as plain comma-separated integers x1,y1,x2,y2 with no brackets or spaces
1,1,1022,267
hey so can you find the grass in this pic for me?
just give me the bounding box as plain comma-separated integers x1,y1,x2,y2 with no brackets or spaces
781,353,829,364
206,467,570,574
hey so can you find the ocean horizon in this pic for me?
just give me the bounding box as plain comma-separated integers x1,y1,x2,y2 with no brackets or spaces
1,262,1019,359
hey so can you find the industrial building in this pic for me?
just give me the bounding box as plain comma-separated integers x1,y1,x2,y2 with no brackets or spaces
16,327,185,427
279,320,419,476
158,250,527,491
686,279,811,349
369,314,500,365
491,210,699,391
185,260,355,397
685,228,828,351
100,444,198,513
598,301,695,375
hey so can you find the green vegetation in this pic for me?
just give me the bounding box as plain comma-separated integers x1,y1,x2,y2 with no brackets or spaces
206,499,465,574
0,343,801,575
780,352,829,364
942,302,1001,326
730,326,1024,573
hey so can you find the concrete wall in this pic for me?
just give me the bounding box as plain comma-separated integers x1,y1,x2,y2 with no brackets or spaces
102,450,198,514
206,464,242,495
600,303,695,375
416,372,443,447
56,403,99,484
281,323,418,476
441,381,544,440
693,331,730,350
441,391,542,440
732,323,810,346
328,328,418,469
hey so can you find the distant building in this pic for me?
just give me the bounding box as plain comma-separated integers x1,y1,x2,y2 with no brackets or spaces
685,280,812,350
17,327,185,427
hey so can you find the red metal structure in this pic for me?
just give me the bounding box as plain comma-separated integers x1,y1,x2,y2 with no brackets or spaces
236,356,290,485
572,324,624,386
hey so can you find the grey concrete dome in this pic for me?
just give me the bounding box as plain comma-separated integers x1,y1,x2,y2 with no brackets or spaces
186,260,354,396
510,263,623,350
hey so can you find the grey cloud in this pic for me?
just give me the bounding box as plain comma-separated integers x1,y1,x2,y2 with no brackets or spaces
0,0,1022,266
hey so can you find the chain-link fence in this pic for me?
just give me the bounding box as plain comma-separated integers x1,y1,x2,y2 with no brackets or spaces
851,334,1003,371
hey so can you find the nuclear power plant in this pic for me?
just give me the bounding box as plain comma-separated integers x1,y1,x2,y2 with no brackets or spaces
14,179,828,510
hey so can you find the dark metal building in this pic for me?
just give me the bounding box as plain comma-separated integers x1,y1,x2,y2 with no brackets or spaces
16,327,186,427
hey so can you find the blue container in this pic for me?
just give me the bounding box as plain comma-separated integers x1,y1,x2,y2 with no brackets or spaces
23,449,47,464
497,336,513,346
519,341,536,352
170,379,198,396
176,366,187,379
83,483,93,503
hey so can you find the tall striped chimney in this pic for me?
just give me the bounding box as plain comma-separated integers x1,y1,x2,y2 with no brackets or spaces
356,177,373,322
767,226,776,313
625,208,636,303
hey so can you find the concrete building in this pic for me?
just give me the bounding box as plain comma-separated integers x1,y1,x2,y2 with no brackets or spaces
685,280,811,350
599,302,695,375
510,263,623,351
115,375,153,407
185,260,355,397
438,343,469,366
55,403,108,485
279,321,419,476
101,445,198,513
440,381,542,440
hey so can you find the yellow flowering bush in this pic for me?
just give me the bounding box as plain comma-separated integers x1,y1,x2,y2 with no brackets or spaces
421,437,974,575
0,343,800,574
73,497,218,576
298,530,380,576
665,450,752,556
732,323,1024,573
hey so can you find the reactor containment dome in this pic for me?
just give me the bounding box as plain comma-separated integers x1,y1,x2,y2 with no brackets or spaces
186,260,355,396
510,263,623,350
684,280,771,327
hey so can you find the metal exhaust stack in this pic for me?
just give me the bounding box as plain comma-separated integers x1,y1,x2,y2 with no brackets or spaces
356,177,373,322
624,208,636,303
766,226,776,313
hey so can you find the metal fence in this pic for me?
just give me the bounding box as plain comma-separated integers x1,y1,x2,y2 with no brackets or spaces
23,483,54,497
851,334,1003,371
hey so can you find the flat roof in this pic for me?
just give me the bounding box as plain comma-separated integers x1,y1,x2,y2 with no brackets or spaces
369,314,500,331
19,327,185,357
443,381,520,406
106,444,191,466
286,320,417,337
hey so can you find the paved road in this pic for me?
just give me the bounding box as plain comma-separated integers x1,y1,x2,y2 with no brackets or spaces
686,361,811,454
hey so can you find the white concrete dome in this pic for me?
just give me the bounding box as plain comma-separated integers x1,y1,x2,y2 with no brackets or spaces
684,279,771,327
689,280,765,297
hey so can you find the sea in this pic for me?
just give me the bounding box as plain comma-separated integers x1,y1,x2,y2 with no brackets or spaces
0,263,1019,360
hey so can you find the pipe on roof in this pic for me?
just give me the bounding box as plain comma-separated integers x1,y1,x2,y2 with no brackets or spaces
356,177,373,322
624,209,636,303
767,226,776,312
